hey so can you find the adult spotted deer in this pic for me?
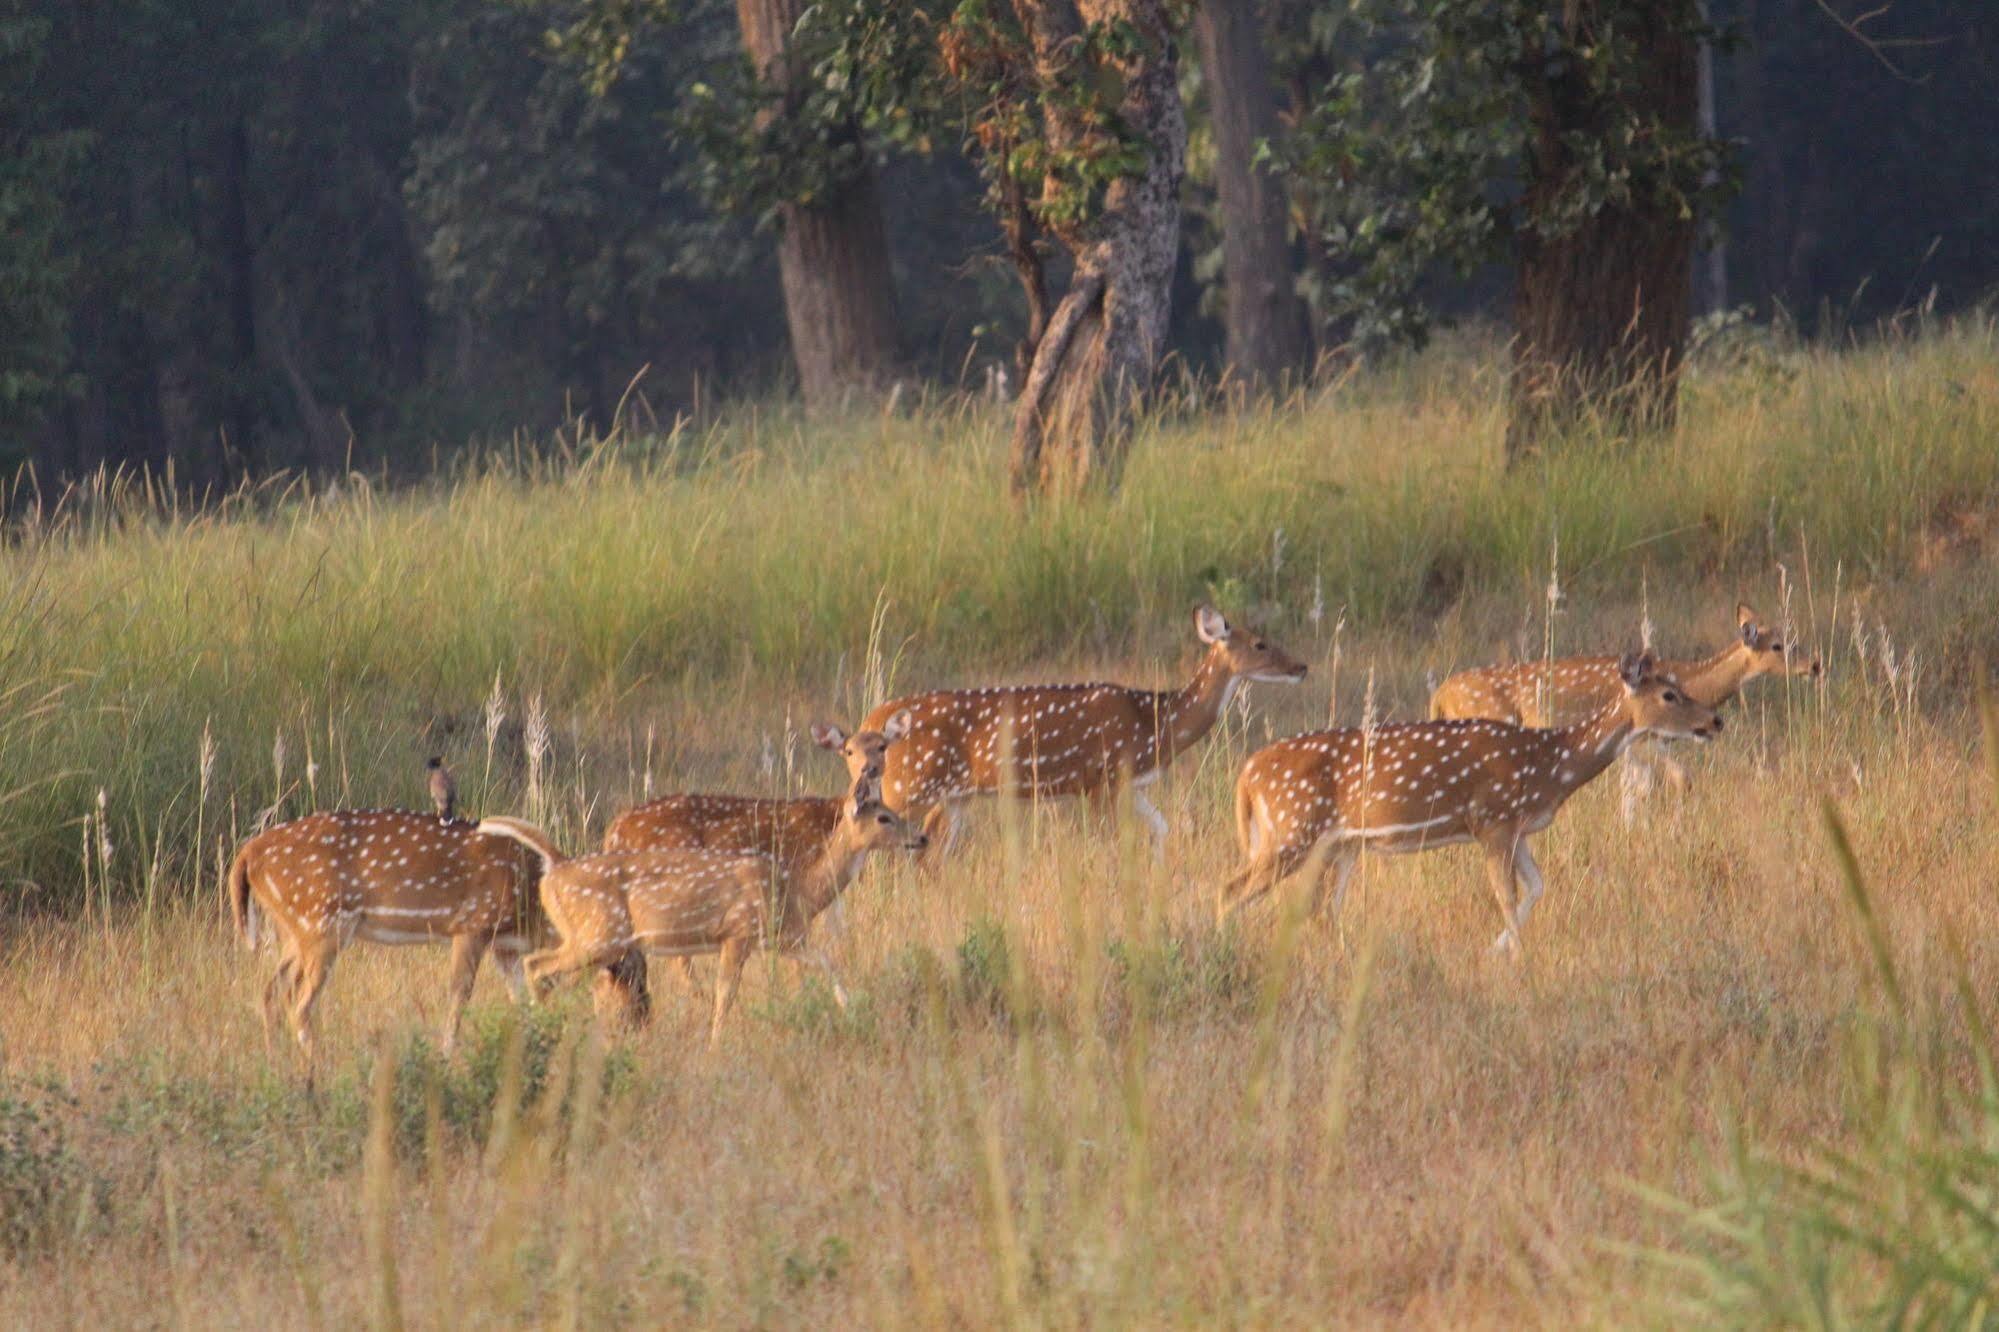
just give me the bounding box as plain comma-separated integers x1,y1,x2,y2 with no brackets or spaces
1430,602,1817,724
601,713,910,993
1430,602,1814,815
480,777,926,1048
865,606,1306,855
1218,652,1722,952
225,810,543,1074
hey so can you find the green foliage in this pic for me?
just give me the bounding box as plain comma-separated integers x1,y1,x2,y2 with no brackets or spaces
1285,0,1735,347
0,1075,90,1254
956,916,1016,1020
408,0,764,421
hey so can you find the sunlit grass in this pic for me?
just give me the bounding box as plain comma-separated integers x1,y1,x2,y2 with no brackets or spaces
1,323,1997,1322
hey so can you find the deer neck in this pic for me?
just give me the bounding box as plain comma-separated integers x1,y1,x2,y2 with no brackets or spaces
1549,694,1638,791
1160,650,1238,758
797,824,868,919
1665,643,1753,708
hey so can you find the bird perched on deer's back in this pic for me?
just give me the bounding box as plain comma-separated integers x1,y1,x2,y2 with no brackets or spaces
427,756,456,821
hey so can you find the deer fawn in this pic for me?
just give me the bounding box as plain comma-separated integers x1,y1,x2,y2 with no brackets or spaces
225,809,543,1075
480,776,927,1048
1218,652,1723,953
864,605,1305,856
602,713,910,861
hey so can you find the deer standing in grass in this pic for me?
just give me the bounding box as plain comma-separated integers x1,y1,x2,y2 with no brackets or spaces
1430,602,1816,809
225,810,544,1077
865,606,1306,857
602,713,910,992
480,776,927,1048
1218,652,1723,952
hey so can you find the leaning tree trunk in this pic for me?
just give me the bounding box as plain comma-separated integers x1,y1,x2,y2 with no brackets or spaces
734,0,900,411
1009,0,1187,497
1194,0,1307,386
1507,1,1700,458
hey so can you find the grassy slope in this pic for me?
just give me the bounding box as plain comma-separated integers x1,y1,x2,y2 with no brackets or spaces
1,324,1997,1323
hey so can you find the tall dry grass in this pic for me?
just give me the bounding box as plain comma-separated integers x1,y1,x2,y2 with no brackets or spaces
2,323,1998,1323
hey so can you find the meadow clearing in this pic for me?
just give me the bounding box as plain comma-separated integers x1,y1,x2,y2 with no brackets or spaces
3,323,1999,1325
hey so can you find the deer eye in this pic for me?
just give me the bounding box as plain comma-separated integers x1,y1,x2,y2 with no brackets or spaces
1254,639,1267,651
875,813,892,825
1663,689,1683,704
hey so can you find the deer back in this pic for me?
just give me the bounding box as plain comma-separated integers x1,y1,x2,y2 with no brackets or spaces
602,794,842,869
236,809,541,943
868,684,1158,807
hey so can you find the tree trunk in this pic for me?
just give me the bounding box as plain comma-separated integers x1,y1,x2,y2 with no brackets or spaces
1507,1,1700,458
733,0,900,411
1694,0,1726,316
1194,0,1306,385
1009,0,1187,497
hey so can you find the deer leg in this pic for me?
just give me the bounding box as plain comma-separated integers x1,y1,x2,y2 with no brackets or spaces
1130,781,1169,857
709,937,751,1051
1511,841,1548,934
592,950,652,1031
491,941,530,1005
790,947,851,1011
677,957,709,1002
1217,839,1313,923
261,951,298,1058
442,933,490,1055
1315,847,1361,923
1480,834,1524,956
288,938,340,1086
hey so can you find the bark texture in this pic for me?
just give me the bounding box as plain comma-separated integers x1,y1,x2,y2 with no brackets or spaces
1508,0,1700,457
1009,0,1187,497
734,0,900,411
1194,0,1306,384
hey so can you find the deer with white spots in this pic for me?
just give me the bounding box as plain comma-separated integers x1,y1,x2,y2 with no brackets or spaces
601,713,910,992
603,713,909,861
864,606,1306,857
225,809,546,1074
1217,652,1723,952
480,775,927,1048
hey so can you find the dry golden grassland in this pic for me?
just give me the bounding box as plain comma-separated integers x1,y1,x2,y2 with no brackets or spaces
3,325,1998,1325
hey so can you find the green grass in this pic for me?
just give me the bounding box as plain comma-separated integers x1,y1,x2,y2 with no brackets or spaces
3,320,1994,909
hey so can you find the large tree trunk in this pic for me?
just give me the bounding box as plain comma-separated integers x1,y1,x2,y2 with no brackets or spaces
1194,0,1306,385
733,0,900,411
1009,0,1187,497
1507,1,1700,458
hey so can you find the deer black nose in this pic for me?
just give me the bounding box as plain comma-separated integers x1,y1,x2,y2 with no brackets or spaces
1711,715,1725,733
911,834,930,850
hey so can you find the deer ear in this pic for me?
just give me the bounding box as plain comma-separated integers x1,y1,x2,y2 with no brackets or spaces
810,722,848,751
1195,605,1230,645
883,709,912,742
1618,651,1653,689
1737,601,1760,634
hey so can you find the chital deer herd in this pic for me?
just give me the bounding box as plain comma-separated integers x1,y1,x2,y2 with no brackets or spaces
225,598,1814,1073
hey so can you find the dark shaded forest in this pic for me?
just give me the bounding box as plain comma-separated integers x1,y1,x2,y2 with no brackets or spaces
1,0,1992,482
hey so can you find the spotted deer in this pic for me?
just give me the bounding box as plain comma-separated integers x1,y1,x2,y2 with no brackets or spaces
1217,652,1723,952
479,776,927,1048
865,605,1306,856
1430,603,1814,815
225,810,544,1074
601,713,911,994
602,713,910,861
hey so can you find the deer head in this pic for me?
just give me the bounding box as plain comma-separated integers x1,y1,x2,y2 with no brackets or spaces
1620,651,1725,742
810,709,912,786
1736,603,1822,682
1195,605,1308,685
